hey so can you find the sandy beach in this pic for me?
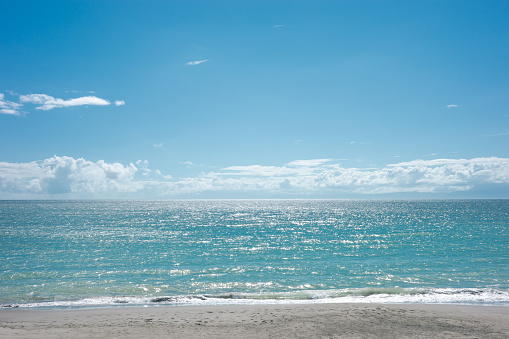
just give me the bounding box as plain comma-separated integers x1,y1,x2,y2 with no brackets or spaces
1,303,508,338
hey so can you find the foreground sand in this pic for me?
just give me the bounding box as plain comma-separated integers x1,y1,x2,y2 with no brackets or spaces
1,303,508,338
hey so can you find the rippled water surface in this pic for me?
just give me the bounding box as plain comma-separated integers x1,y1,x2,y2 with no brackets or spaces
1,200,508,307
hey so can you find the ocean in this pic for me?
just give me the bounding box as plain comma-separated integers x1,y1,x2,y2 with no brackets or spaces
1,200,508,309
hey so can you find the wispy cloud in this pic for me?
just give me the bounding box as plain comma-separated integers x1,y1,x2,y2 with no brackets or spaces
488,131,509,136
0,93,23,115
388,157,505,167
186,60,208,66
286,159,332,167
155,169,172,180
154,143,164,148
350,141,371,145
221,165,297,177
273,25,285,28
64,90,95,94
20,94,111,110
0,92,126,114
446,104,458,108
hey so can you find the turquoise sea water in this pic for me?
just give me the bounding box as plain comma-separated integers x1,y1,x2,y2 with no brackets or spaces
1,200,508,308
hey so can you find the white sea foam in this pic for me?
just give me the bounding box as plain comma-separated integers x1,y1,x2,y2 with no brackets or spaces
5,288,508,309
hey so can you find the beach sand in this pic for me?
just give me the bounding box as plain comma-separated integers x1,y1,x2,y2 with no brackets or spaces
1,303,508,338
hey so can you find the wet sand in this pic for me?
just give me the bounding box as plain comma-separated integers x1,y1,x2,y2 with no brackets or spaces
1,303,508,338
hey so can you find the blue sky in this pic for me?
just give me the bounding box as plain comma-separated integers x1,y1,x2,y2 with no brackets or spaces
1,0,508,199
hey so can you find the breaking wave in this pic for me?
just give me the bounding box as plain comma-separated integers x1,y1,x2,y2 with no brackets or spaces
4,288,509,309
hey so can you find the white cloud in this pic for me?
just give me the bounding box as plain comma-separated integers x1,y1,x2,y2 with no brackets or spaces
1,156,508,198
273,25,285,28
136,160,152,176
154,143,164,148
179,161,195,167
208,157,509,195
221,159,334,177
1,92,125,115
446,104,458,108
64,90,95,94
286,159,332,167
155,169,172,180
0,156,139,195
186,60,208,66
0,93,23,115
20,94,111,110
388,157,504,167
221,165,297,177
0,108,19,115
488,131,509,136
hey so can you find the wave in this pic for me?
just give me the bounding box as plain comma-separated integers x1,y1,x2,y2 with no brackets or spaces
3,287,509,309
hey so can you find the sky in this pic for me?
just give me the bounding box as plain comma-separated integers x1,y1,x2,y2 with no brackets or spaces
1,0,508,199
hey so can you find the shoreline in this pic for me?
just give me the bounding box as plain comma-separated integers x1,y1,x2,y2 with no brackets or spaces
2,303,508,338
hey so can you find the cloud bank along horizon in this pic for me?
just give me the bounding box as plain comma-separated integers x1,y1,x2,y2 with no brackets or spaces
0,155,508,199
